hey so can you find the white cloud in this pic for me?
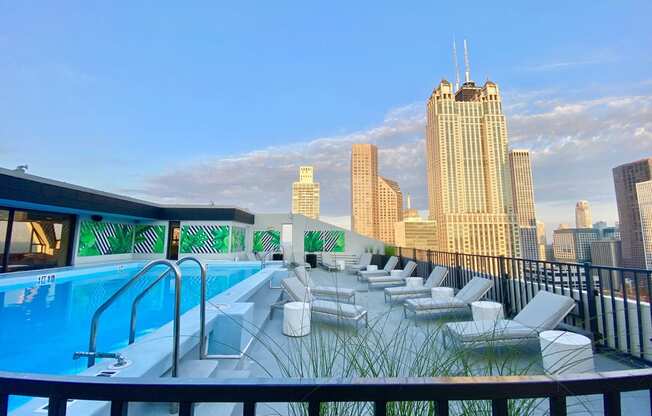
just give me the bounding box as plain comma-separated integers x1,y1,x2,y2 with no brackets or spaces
130,88,652,232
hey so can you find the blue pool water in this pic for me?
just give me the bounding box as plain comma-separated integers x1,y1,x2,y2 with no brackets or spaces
0,262,260,410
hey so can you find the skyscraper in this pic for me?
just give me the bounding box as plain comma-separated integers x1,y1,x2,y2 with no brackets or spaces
553,228,600,263
509,149,538,259
575,201,592,228
377,176,403,244
536,220,547,260
351,144,379,239
425,64,519,256
636,180,652,269
291,166,320,219
613,158,652,269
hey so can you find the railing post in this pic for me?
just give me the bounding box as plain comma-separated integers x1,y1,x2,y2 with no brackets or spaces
47,397,67,416
498,256,511,316
549,396,567,416
435,399,449,416
603,392,621,416
583,262,600,340
374,401,387,416
0,394,8,416
412,247,417,261
454,252,461,289
427,249,433,275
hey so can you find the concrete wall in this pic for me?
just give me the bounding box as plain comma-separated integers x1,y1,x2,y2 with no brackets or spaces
254,213,384,262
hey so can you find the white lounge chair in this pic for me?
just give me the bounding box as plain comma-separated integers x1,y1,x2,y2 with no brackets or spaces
403,276,493,319
384,266,449,302
445,290,576,347
358,256,399,281
280,277,368,328
345,253,373,274
320,252,339,271
367,261,417,289
293,266,356,303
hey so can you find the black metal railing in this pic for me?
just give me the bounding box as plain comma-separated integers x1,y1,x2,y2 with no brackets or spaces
1,369,652,416
392,247,652,364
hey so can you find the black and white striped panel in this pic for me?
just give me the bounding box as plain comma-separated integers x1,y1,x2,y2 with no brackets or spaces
258,231,279,251
321,231,340,252
183,225,226,254
133,226,159,254
92,223,117,255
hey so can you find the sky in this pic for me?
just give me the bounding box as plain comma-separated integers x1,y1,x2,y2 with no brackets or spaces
1,1,651,237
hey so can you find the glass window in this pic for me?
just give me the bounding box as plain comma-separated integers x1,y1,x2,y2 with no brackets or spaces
7,210,73,272
0,210,8,259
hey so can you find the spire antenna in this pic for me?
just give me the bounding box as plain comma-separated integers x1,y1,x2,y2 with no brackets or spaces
453,38,461,91
463,39,471,83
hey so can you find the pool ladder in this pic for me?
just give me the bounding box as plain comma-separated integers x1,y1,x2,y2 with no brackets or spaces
79,257,210,377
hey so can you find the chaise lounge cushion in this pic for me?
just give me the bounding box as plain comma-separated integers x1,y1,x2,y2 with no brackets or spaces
311,300,365,318
446,320,538,343
311,286,356,299
404,297,467,311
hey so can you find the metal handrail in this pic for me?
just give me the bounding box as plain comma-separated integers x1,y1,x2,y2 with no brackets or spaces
85,260,182,375
127,257,208,360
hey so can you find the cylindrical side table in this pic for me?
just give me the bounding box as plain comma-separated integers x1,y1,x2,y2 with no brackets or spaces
540,330,594,374
283,302,311,337
471,301,504,321
431,287,454,301
367,265,378,272
390,270,403,278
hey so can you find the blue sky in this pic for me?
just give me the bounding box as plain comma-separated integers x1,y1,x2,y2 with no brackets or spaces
1,1,651,233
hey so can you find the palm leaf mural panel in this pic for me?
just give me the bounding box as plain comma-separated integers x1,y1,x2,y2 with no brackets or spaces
253,230,280,252
303,230,345,253
231,226,246,252
180,225,231,254
77,220,135,256
134,225,166,254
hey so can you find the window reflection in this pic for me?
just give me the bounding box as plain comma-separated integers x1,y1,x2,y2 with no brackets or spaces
6,210,73,272
0,210,7,258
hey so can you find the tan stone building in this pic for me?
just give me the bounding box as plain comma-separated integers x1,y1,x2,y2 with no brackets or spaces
509,149,539,259
394,206,438,251
425,77,520,257
377,176,403,244
536,220,547,260
613,158,652,269
575,201,592,228
636,180,652,269
291,166,320,219
351,144,379,239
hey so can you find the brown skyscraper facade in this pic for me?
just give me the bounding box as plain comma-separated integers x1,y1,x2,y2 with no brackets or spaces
613,158,652,269
351,144,379,239
377,176,403,244
425,79,520,256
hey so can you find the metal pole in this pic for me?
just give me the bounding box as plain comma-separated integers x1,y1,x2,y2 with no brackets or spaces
172,267,181,377
583,262,600,340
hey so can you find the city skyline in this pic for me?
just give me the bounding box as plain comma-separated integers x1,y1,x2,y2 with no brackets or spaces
1,2,651,236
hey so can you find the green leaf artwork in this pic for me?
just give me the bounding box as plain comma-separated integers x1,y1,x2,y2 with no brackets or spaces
179,226,209,254
211,226,231,253
106,224,135,254
331,231,345,252
231,226,246,252
253,230,280,252
304,231,324,253
134,225,166,254
77,221,102,256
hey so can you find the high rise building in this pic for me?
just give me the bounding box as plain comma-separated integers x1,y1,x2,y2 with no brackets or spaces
575,201,592,228
425,64,519,256
509,149,538,259
536,221,547,260
351,144,379,239
613,158,652,269
394,198,437,250
591,239,622,268
552,228,601,263
291,166,320,219
636,180,652,269
377,176,403,244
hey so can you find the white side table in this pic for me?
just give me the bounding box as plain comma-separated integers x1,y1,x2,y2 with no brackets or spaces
540,330,594,374
336,260,346,271
405,277,423,288
367,265,378,272
390,270,404,278
471,301,504,321
283,302,311,337
431,287,454,301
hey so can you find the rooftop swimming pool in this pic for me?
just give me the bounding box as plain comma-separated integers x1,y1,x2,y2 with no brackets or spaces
0,261,261,410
